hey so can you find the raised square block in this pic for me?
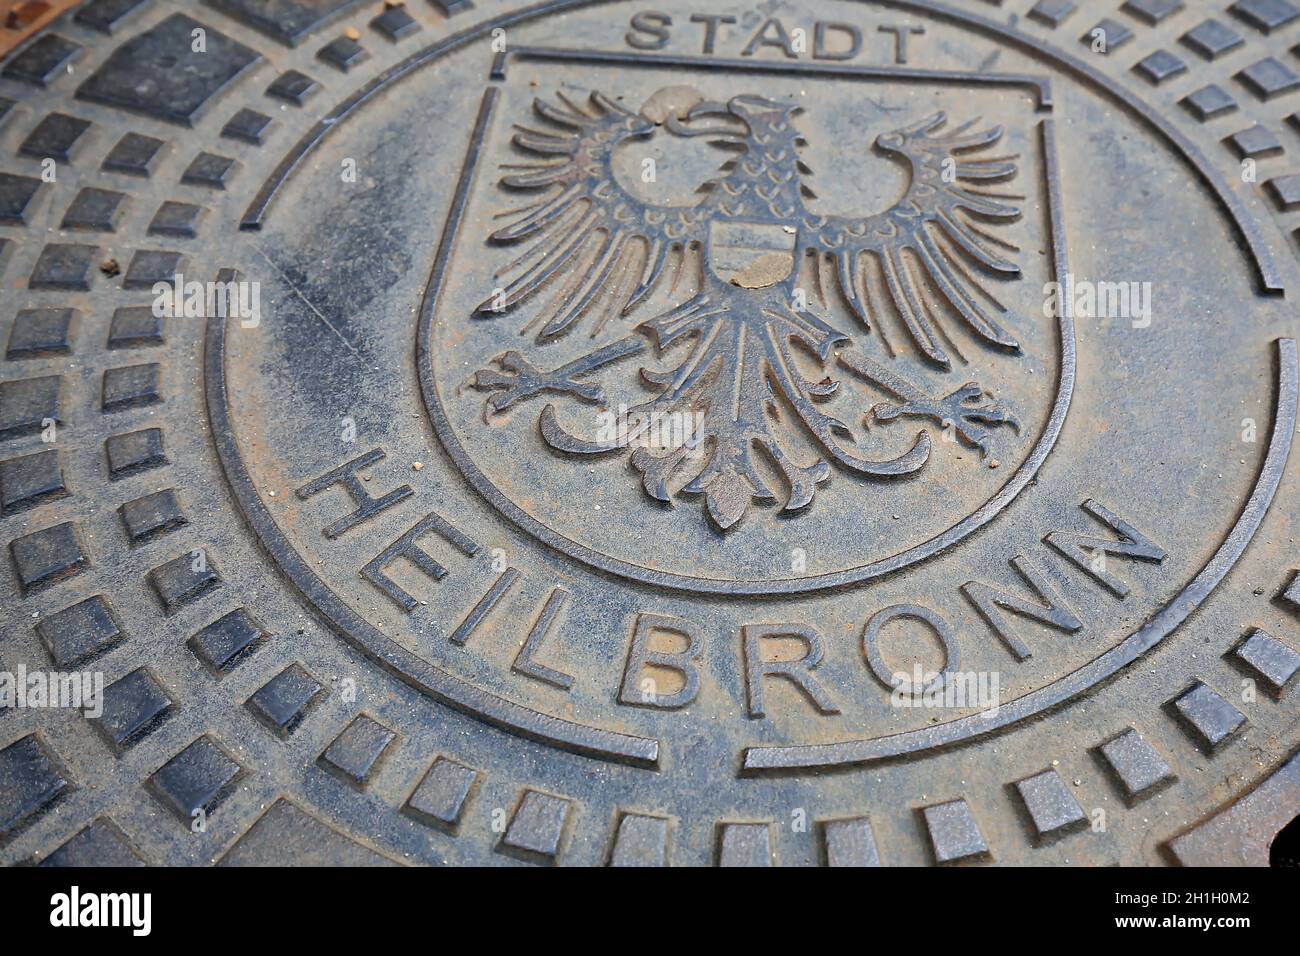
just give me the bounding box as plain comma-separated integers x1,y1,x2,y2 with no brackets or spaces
30,244,98,291
922,799,989,864
1228,628,1300,696
0,736,70,839
147,551,222,614
0,375,61,440
9,521,87,592
7,309,75,359
119,489,188,545
19,113,92,163
77,14,260,127
1097,727,1176,803
318,714,397,788
102,363,162,412
1169,682,1248,751
0,173,43,226
821,816,882,866
403,756,480,831
148,736,243,822
202,0,368,48
105,427,167,479
188,608,266,674
1181,19,1244,59
3,34,82,86
94,668,174,752
1,450,67,515
1014,769,1088,842
36,595,124,667
61,187,128,232
245,663,323,736
501,789,573,864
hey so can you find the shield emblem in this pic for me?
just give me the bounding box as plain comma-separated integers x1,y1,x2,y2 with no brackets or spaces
707,220,797,288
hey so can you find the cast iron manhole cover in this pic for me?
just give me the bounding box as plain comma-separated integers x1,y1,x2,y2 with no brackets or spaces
2,0,1300,867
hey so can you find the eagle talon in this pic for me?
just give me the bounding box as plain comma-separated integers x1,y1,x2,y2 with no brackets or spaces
471,350,605,415
872,382,1018,459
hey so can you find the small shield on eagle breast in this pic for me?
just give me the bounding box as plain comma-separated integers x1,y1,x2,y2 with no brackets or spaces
708,220,797,289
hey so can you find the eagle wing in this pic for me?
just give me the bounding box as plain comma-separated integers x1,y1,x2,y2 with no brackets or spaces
802,112,1024,368
479,90,711,339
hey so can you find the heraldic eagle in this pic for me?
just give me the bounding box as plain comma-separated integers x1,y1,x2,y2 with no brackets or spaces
472,89,1025,530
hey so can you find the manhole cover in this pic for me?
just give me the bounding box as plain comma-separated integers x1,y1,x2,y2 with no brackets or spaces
1,0,1299,867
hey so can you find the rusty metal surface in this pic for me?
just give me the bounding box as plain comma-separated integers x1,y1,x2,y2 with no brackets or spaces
2,0,1300,867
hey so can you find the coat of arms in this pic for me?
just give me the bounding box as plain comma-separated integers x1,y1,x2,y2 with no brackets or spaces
469,88,1029,531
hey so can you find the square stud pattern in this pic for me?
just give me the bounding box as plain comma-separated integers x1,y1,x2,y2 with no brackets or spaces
821,816,882,866
403,756,480,831
716,821,773,867
147,551,222,615
1181,19,1245,59
1228,628,1300,696
30,244,99,291
105,427,167,479
9,521,87,592
922,799,990,864
181,152,239,190
0,735,70,839
0,375,61,440
0,173,43,226
1229,0,1300,34
148,201,206,239
201,0,368,47
188,608,266,674
61,187,128,232
1181,84,1238,121
108,307,166,348
94,668,174,753
1,450,67,515
1097,728,1176,803
76,0,151,34
7,309,76,359
1014,769,1088,842
1224,123,1284,158
102,363,162,411
123,250,185,289
1169,682,1248,751
102,132,165,177
36,595,124,667
147,736,243,822
221,108,273,145
318,36,369,72
1237,57,1300,100
1082,19,1133,52
318,714,397,788
372,6,421,41
119,488,188,545
3,34,82,86
1265,173,1300,210
1134,50,1188,85
500,790,574,864
266,70,319,106
1123,0,1184,25
77,14,260,127
244,663,324,736
608,813,670,867
42,818,145,866
1028,0,1076,28
19,113,92,163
